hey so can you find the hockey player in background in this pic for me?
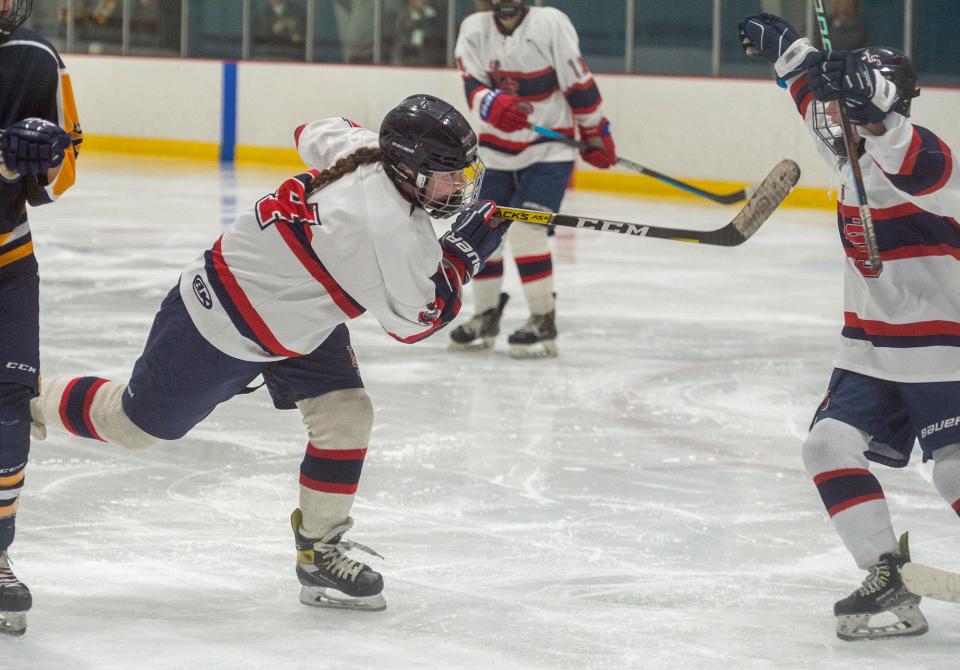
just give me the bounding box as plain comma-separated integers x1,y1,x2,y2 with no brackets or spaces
740,13,960,641
30,95,508,613
0,0,80,636
451,0,617,357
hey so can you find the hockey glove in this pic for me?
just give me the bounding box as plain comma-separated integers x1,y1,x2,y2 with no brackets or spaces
0,118,72,177
440,200,509,282
578,119,617,169
479,89,530,133
807,52,900,125
738,13,821,80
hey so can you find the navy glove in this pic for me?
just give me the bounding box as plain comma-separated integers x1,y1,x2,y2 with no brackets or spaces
807,51,900,125
738,13,821,80
1,118,72,177
440,200,509,282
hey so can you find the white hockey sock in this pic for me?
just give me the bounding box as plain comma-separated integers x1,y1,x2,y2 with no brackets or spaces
31,375,158,449
296,389,373,539
802,418,897,569
932,443,960,517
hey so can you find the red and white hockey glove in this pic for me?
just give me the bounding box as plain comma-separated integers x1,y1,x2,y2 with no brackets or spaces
479,89,530,133
578,119,617,169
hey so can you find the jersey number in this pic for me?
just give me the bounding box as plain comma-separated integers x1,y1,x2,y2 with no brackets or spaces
255,171,320,230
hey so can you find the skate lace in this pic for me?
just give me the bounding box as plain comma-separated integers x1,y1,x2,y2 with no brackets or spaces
318,540,384,583
858,562,891,596
0,553,18,586
515,316,545,336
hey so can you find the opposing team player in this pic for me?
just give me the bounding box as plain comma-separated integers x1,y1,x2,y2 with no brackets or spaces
740,13,960,641
0,0,81,636
30,95,507,612
452,0,617,357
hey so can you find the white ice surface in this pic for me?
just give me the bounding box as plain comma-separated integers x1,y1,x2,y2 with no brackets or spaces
6,155,960,669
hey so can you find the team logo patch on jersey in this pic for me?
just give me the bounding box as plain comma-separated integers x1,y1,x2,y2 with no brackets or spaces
193,275,213,309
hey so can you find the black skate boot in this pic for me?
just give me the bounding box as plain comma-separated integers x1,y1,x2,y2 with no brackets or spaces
508,310,558,358
449,292,509,350
834,533,928,641
291,509,386,612
0,551,31,636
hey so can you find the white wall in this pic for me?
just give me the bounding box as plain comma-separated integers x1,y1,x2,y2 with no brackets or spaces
67,55,960,189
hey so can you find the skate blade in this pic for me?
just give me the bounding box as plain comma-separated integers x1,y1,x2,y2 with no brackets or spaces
836,605,928,641
448,337,495,351
0,612,27,636
299,586,386,612
509,340,558,359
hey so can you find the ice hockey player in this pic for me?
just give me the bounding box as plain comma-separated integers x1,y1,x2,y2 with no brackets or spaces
452,0,617,357
0,0,81,636
30,95,507,613
740,13,960,641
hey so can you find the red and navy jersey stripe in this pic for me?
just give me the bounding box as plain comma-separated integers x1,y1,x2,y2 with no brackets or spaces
487,66,560,102
878,125,954,197
203,238,304,358
299,443,366,495
789,73,813,118
462,73,488,108
273,212,366,320
813,468,885,517
480,127,574,156
842,312,960,349
564,78,602,115
59,376,109,441
516,252,553,283
838,202,960,263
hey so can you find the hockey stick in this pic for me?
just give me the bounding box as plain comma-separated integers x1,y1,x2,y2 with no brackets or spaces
494,158,800,246
530,125,750,205
903,562,960,603
814,0,882,271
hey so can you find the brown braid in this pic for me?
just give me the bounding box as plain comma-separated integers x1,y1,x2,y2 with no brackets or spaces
306,146,382,195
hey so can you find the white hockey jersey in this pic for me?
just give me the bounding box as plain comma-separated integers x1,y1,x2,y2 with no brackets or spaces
787,73,960,382
455,7,606,171
178,118,455,362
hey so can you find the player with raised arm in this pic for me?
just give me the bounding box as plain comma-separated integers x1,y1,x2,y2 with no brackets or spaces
0,0,81,636
452,0,617,357
739,13,960,641
30,95,506,613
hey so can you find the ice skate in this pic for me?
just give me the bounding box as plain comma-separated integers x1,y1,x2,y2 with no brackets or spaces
508,310,558,358
0,551,31,636
449,292,509,350
834,533,928,641
291,509,386,612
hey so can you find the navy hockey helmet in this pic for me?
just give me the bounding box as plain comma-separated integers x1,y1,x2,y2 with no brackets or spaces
0,0,33,40
379,94,484,219
490,0,526,20
853,46,920,117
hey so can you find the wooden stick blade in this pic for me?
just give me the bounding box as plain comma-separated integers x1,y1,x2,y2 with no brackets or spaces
726,159,801,244
903,562,960,603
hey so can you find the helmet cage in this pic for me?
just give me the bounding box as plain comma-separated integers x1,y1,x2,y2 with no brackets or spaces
0,0,32,38
491,0,525,20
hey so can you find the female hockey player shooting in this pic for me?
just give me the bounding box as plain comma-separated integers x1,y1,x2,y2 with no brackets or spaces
30,94,508,613
739,13,960,641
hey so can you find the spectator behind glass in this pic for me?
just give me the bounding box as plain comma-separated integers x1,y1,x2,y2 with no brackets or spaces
333,0,402,64
473,0,492,10
392,0,445,66
131,0,181,55
831,0,867,50
253,0,307,60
